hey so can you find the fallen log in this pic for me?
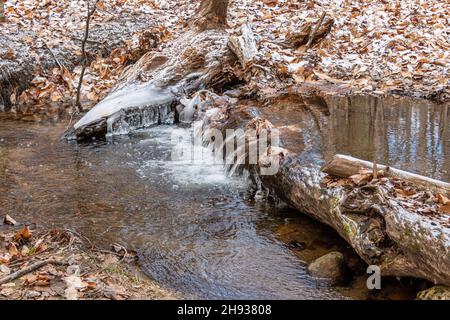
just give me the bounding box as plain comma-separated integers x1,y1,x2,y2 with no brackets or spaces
322,154,450,195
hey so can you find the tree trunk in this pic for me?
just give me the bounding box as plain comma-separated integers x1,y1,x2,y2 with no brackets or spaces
191,0,229,31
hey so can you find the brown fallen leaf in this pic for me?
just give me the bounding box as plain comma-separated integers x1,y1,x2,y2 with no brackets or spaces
34,274,53,286
6,243,19,257
2,49,16,60
22,274,38,285
349,173,371,186
0,253,11,264
439,203,450,214
394,188,416,198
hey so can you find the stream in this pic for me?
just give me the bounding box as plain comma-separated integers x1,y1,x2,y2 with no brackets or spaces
1,94,448,299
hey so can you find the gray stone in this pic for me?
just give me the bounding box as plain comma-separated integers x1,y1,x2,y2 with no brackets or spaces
308,251,344,281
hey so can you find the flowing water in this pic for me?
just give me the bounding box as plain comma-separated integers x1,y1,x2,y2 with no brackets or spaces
1,94,444,299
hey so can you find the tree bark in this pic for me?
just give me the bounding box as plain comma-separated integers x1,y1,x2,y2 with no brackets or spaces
191,0,229,31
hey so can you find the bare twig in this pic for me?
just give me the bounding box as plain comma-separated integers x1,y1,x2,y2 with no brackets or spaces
75,0,100,112
92,248,123,257
0,259,67,285
306,12,326,49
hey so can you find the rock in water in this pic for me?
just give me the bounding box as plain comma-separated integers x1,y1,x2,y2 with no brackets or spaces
417,285,450,300
308,251,344,282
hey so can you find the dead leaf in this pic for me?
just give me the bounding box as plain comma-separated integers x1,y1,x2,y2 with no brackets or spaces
63,274,85,300
349,173,371,186
6,242,19,257
50,90,63,102
2,49,16,60
20,245,30,256
0,253,11,264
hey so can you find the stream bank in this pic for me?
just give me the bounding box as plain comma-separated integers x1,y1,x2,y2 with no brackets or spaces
1,0,448,116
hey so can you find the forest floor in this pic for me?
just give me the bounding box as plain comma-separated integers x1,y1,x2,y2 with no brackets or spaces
0,0,448,116
0,216,178,300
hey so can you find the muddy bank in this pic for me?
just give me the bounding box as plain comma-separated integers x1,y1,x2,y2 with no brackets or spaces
0,220,178,300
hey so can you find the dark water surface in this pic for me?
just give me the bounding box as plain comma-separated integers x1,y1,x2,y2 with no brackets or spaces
1,94,439,299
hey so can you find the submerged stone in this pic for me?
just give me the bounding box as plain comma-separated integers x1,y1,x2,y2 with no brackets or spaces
307,251,344,282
